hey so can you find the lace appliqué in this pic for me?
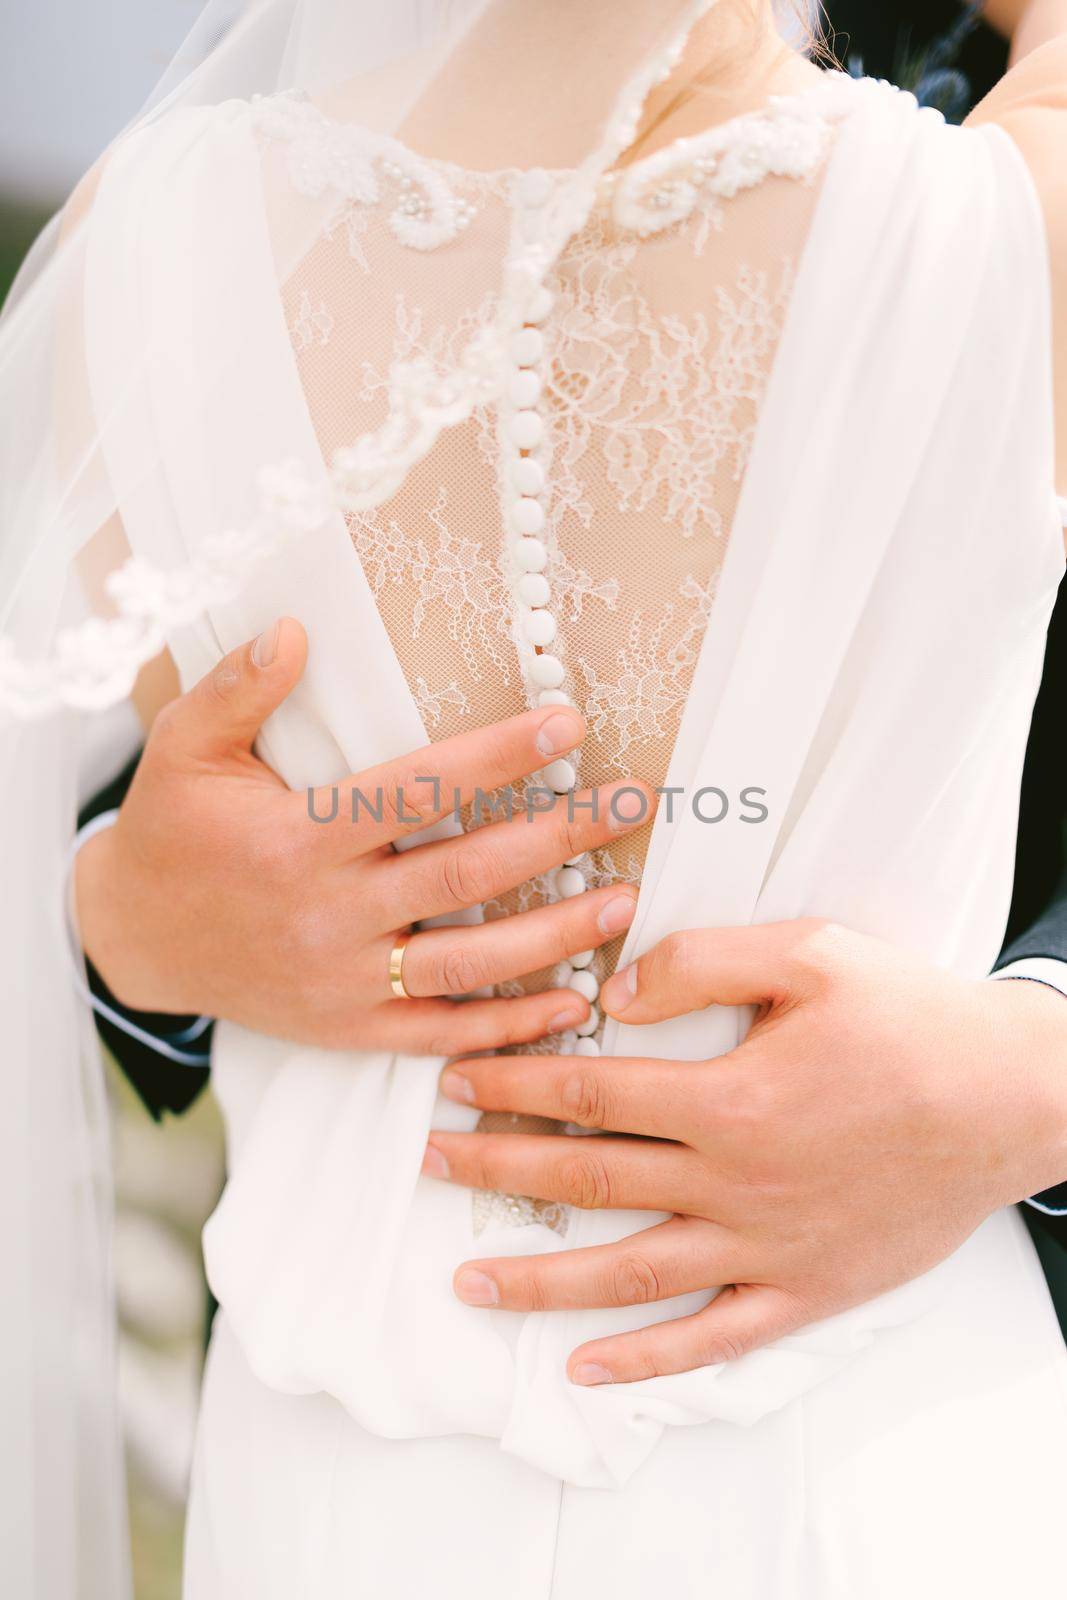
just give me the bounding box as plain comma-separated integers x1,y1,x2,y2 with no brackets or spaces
472,1188,570,1239
413,678,470,728
255,77,857,254
349,488,517,684
337,240,783,751
610,82,853,240
576,574,719,773
0,460,335,717
251,91,480,253
547,246,793,542
0,80,866,719
291,289,334,352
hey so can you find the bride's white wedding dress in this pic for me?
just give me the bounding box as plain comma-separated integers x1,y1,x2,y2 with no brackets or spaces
82,61,1067,1599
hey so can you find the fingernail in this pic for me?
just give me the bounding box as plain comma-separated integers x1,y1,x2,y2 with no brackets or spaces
601,963,638,1013
455,1269,499,1307
607,786,650,829
536,712,583,757
548,1003,585,1031
440,1070,475,1104
597,892,637,935
251,621,280,668
421,1143,450,1179
571,1362,613,1386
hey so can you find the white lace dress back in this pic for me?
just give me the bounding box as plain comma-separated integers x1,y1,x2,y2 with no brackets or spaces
260,81,847,1229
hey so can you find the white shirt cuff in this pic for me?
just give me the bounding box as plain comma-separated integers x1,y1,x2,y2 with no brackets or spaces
992,958,1067,1215
992,957,1067,1001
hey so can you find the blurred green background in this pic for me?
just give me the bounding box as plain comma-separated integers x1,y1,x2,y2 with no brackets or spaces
0,202,47,300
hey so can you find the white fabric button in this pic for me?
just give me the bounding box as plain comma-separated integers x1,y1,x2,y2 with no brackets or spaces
575,1007,600,1037
517,572,550,607
543,758,577,793
537,688,570,707
509,369,542,408
574,1037,600,1057
570,949,595,969
527,285,554,324
510,497,546,535
514,536,548,573
555,865,586,897
519,168,553,208
512,457,545,496
523,608,557,646
511,328,544,367
568,969,599,1003
529,652,564,688
509,409,544,450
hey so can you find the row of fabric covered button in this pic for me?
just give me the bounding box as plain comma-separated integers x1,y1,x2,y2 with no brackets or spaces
505,168,601,1056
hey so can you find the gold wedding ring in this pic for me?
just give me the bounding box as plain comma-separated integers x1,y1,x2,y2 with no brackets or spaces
388,930,414,999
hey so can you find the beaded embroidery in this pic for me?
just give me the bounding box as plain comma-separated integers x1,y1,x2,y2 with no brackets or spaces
0,71,872,716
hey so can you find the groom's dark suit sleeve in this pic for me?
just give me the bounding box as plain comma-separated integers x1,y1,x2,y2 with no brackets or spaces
993,582,1067,1279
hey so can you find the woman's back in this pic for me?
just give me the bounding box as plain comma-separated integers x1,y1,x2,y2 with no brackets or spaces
192,65,1067,1576
184,42,1066,1490
262,75,858,1186
224,54,1063,1234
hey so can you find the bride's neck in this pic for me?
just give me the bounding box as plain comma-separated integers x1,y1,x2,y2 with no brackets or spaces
397,0,819,172
623,2,824,166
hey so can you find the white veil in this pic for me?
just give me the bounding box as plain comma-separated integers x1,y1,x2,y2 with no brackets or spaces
0,0,729,1589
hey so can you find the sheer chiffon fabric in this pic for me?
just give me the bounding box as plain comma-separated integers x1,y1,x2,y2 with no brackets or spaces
189,1214,1067,1599
102,74,1067,1592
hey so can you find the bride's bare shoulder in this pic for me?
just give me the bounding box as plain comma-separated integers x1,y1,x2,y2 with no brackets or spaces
967,36,1067,493
964,36,1067,279
965,32,1067,160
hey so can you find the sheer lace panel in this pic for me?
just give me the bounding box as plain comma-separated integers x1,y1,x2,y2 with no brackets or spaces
261,86,845,1233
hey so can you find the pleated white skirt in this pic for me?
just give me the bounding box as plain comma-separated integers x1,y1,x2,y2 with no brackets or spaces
185,1205,1067,1600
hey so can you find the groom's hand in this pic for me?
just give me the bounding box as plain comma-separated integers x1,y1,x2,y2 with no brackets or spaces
425,919,1067,1383
74,617,649,1053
